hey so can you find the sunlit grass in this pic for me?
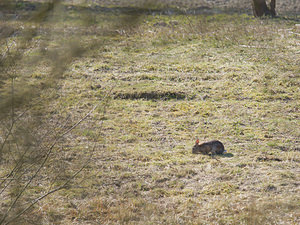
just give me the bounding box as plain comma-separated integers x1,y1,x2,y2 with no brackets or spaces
1,2,299,224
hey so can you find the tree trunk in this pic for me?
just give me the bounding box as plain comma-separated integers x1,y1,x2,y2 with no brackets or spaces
270,0,276,16
252,0,276,17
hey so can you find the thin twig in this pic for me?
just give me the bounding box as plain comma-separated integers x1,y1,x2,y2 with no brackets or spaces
2,87,113,225
0,140,56,224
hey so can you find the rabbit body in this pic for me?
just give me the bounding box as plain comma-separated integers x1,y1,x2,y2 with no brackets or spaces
192,140,226,155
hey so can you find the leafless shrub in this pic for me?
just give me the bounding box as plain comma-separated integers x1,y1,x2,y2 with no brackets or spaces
0,0,146,224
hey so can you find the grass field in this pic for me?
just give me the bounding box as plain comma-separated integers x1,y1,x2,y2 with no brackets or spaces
28,0,300,14
0,2,299,224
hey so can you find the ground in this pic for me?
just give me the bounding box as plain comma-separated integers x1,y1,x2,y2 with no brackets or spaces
0,1,299,224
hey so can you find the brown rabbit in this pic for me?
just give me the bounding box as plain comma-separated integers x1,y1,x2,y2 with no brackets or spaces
192,139,226,155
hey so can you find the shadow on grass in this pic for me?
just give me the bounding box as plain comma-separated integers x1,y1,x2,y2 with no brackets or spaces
221,153,234,158
113,91,193,101
192,153,234,158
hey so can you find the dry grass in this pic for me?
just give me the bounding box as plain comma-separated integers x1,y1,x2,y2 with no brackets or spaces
1,2,299,225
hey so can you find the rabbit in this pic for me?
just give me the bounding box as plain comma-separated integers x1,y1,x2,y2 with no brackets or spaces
192,139,226,155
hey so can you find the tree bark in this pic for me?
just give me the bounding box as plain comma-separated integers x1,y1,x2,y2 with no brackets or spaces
270,0,276,16
252,0,276,17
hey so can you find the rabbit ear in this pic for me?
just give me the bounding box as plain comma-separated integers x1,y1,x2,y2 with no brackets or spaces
196,139,199,144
